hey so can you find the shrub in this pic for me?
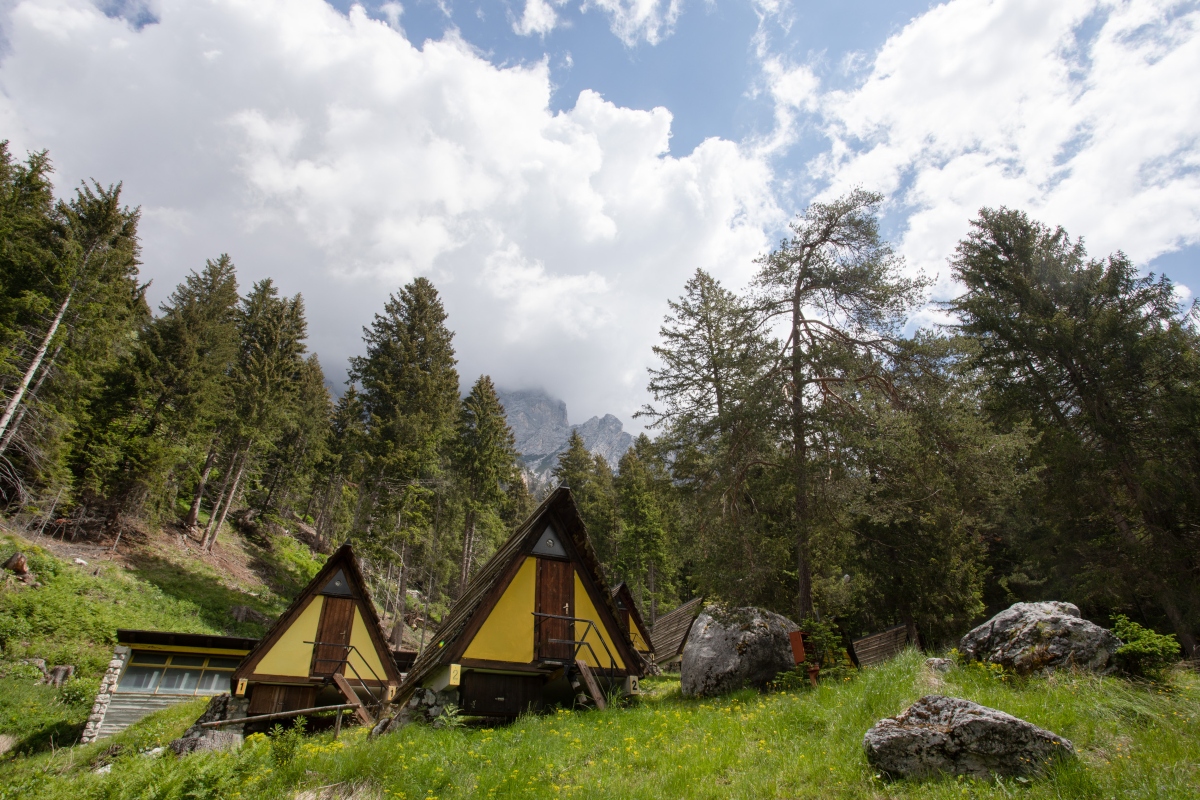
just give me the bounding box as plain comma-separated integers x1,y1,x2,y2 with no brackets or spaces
1111,615,1180,678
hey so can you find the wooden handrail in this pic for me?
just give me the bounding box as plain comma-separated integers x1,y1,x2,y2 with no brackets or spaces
199,703,356,728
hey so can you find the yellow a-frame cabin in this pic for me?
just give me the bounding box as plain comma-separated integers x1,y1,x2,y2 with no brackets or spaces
396,487,644,718
611,582,655,661
232,544,402,720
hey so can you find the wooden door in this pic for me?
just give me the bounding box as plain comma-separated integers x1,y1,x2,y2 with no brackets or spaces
460,672,544,717
311,597,356,677
536,558,574,661
248,684,317,715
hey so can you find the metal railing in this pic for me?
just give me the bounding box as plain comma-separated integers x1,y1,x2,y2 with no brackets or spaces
305,641,387,717
531,612,620,675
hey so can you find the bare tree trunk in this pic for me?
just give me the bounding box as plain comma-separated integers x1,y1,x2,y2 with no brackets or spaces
205,449,249,552
792,296,814,622
0,291,71,444
390,540,410,649
648,561,657,626
0,344,62,456
201,451,237,546
185,441,220,531
458,510,476,598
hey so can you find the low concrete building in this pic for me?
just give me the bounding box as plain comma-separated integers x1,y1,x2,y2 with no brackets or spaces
82,630,257,743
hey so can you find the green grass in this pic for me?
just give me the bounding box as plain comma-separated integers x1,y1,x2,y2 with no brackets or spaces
1,651,1196,799
0,530,310,757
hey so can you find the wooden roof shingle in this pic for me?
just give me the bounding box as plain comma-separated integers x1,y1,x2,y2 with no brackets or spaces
650,596,705,663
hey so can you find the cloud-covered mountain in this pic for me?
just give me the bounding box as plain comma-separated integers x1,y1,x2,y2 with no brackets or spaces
498,389,634,485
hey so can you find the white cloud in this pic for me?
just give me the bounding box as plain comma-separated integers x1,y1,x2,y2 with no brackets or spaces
586,0,684,46
0,0,781,424
511,0,684,45
796,0,1200,298
514,0,563,37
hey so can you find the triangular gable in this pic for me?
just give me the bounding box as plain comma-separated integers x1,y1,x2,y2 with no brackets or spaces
530,523,566,558
611,582,654,655
233,544,402,687
398,487,642,703
320,569,354,597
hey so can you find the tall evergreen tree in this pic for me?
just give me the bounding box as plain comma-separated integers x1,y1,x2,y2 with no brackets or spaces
202,279,309,550
553,431,620,571
754,189,925,620
615,437,672,623
951,207,1200,654
453,375,519,595
348,277,459,642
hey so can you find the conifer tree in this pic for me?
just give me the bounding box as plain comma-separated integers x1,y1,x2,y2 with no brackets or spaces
453,375,519,594
348,277,459,639
951,207,1200,654
553,431,620,570
203,279,309,550
754,189,925,620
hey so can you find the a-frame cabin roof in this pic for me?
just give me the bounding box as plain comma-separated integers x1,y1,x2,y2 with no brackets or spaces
233,543,403,686
610,582,653,654
650,596,705,663
398,487,640,702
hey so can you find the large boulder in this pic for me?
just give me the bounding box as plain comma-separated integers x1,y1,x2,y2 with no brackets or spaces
680,605,798,697
959,601,1119,674
169,694,249,755
864,695,1075,779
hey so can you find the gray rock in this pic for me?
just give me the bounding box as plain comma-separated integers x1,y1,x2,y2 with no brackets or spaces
169,694,248,755
864,695,1075,779
229,605,273,626
925,658,953,673
680,605,799,697
959,602,1119,675
379,687,459,733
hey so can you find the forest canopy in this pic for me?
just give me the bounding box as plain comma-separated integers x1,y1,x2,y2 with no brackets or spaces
1,142,1195,656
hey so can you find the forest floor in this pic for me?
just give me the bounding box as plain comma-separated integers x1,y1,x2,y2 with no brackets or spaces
0,651,1196,799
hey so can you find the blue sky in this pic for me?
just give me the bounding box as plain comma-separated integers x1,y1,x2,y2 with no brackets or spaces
3,0,1199,425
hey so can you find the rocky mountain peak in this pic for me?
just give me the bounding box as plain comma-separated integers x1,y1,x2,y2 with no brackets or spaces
496,389,634,484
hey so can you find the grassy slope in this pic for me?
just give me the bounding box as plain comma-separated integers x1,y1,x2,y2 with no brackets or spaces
1,651,1197,799
0,526,322,756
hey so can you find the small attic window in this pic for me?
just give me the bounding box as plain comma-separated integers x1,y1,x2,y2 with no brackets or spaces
320,568,353,597
531,523,566,558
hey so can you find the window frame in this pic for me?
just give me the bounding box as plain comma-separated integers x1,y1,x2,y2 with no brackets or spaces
117,651,242,696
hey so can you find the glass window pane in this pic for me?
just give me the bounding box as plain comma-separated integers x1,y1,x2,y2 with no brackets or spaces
169,655,206,667
206,657,242,669
158,668,201,694
117,665,162,692
196,671,229,694
131,652,169,665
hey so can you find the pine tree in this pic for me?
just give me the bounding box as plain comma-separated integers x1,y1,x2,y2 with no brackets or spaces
348,277,459,641
553,432,620,570
615,438,670,622
453,375,519,595
754,189,925,620
202,279,309,550
951,207,1200,655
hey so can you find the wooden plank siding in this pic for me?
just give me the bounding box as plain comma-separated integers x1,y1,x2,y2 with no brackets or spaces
850,625,912,667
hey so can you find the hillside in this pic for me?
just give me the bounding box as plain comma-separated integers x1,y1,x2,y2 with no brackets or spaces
0,517,326,756
0,650,1195,799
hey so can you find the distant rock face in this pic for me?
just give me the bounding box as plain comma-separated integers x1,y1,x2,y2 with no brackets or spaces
959,601,1119,675
680,605,799,697
863,695,1075,779
497,389,634,483
501,389,571,463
